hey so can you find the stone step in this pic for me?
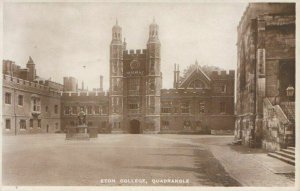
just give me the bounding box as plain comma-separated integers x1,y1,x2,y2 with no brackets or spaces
281,148,295,155
268,153,295,166
275,151,295,160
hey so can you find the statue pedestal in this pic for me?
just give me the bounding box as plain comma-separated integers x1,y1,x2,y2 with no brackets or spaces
66,125,90,140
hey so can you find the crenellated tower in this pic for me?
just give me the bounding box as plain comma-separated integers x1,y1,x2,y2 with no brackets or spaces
109,20,124,132
108,19,161,134
145,18,161,133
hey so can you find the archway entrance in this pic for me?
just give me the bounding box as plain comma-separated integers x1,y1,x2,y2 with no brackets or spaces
129,120,140,134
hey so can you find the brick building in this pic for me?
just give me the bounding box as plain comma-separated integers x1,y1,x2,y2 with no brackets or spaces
108,20,235,134
160,62,235,134
235,3,295,151
3,20,235,135
2,58,62,134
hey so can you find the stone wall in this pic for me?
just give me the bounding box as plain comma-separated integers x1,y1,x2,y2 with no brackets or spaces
2,75,61,134
262,98,293,151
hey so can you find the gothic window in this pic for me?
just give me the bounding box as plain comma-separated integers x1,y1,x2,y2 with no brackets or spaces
102,106,107,114
150,61,155,71
149,79,155,90
64,106,70,115
129,103,139,109
95,106,100,114
113,97,118,106
87,106,93,115
112,63,117,73
72,106,77,115
181,101,190,113
129,78,139,90
161,108,172,113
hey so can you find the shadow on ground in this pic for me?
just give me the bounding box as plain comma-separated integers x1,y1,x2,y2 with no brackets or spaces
229,144,268,154
134,146,241,186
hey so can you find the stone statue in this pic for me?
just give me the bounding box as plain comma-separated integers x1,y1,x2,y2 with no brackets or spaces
77,108,86,125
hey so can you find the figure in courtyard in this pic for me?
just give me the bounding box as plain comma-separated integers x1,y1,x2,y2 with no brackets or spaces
77,108,86,125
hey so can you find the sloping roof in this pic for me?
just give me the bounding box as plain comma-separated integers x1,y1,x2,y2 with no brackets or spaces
178,61,211,88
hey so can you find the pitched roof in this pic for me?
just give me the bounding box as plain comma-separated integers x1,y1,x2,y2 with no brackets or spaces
178,60,211,88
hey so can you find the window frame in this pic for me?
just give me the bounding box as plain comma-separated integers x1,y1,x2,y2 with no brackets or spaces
5,92,12,104
18,94,24,106
20,119,26,130
5,119,11,130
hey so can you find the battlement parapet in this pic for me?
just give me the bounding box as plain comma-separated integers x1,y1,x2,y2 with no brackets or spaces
161,88,210,96
61,91,109,97
211,70,235,79
3,75,61,96
123,49,147,57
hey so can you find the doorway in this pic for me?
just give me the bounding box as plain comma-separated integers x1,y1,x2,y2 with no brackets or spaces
129,120,140,134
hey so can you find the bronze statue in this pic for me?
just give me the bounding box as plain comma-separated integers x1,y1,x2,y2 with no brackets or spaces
77,108,86,125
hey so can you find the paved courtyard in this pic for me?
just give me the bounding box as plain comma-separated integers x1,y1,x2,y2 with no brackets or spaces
2,134,295,186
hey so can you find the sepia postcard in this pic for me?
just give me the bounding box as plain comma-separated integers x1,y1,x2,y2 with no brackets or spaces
1,1,298,191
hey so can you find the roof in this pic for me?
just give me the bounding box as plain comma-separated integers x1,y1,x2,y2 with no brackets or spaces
178,60,211,88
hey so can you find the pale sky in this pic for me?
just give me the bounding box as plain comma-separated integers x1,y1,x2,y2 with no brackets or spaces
3,2,248,90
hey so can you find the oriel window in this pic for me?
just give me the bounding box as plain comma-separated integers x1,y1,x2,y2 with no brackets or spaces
31,97,41,112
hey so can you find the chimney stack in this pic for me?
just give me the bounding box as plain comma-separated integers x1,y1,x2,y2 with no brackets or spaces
173,64,177,88
100,75,103,91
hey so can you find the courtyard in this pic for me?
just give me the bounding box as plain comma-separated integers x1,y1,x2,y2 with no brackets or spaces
2,134,294,186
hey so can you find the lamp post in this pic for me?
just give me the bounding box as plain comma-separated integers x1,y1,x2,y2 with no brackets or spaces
286,85,295,101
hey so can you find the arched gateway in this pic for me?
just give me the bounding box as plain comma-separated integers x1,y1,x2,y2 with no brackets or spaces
129,120,141,134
